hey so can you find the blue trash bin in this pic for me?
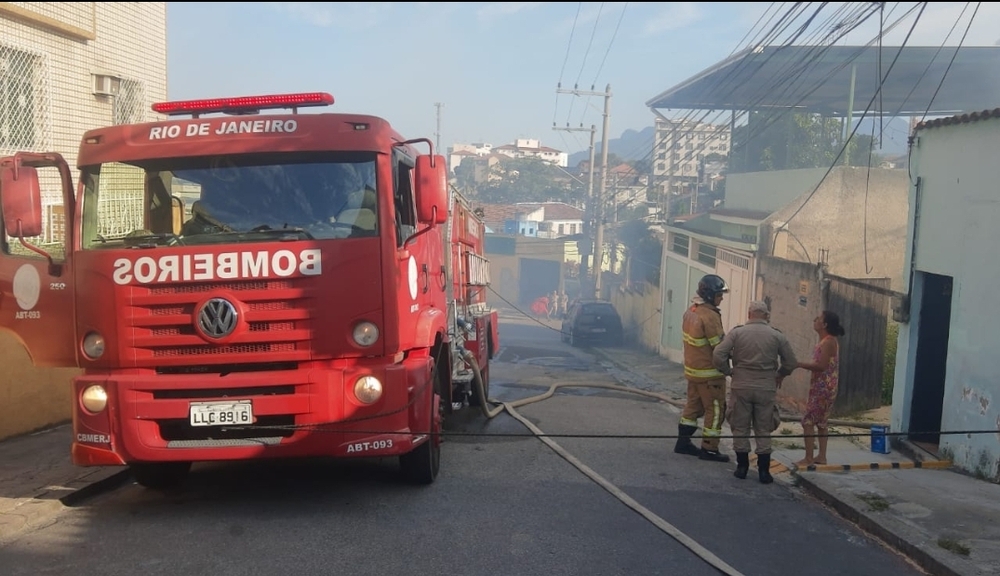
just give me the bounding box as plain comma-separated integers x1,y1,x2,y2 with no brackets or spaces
870,425,891,454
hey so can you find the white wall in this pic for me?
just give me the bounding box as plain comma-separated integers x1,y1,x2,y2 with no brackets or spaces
893,115,1000,479
726,168,829,213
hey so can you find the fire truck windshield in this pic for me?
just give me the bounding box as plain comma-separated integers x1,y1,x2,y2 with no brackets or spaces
80,152,378,249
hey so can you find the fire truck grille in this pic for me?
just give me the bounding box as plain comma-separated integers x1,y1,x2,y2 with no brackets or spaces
152,343,297,357
126,279,313,366
149,280,295,294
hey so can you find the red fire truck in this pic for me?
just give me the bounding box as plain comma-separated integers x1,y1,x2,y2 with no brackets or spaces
0,92,499,489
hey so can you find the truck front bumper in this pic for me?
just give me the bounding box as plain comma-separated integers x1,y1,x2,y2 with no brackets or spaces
71,356,435,466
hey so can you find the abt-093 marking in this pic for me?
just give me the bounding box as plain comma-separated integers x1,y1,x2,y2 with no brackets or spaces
346,439,394,453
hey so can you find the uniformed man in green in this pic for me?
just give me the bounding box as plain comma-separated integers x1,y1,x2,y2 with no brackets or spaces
712,300,798,484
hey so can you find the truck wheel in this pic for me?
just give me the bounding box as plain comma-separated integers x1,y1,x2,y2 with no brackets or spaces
131,462,191,490
400,365,442,485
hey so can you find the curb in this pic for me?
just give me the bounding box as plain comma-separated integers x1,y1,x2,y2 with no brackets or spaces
793,471,962,576
58,469,132,507
800,460,953,473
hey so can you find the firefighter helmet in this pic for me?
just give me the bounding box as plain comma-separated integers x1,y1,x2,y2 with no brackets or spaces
697,274,729,303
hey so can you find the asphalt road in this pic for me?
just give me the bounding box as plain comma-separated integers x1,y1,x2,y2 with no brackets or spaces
0,312,924,576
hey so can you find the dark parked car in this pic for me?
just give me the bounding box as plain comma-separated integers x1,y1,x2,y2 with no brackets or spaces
561,299,624,347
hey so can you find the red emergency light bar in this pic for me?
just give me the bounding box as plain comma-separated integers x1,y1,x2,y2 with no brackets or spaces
151,92,335,116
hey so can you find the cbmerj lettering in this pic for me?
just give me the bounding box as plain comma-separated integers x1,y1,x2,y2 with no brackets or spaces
112,249,322,285
148,119,298,140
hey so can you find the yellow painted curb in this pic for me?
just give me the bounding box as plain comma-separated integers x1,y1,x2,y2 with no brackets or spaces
795,460,952,473
748,455,790,474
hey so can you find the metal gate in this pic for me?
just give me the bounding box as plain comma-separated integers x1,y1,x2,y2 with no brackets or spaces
824,275,892,416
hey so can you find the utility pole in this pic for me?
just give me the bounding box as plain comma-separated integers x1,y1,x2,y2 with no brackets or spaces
553,122,597,293
594,84,611,299
609,173,619,276
843,64,856,166
434,102,443,154
557,83,611,298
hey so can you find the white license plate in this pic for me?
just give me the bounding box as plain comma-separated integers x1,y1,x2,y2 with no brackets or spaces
189,400,253,427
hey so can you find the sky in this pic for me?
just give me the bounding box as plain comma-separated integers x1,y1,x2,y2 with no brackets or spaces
166,2,1000,157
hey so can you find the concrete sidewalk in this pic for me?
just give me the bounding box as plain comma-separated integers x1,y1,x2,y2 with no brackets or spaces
591,343,999,576
0,424,129,544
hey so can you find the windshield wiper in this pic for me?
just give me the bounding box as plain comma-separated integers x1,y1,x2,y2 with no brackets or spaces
246,225,315,240
124,232,183,249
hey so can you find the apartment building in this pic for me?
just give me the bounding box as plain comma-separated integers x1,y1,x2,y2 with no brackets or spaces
651,111,730,198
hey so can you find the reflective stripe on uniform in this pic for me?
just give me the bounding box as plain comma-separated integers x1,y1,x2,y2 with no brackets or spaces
712,399,721,430
683,332,708,347
680,417,699,427
703,427,722,437
707,335,722,346
684,366,725,379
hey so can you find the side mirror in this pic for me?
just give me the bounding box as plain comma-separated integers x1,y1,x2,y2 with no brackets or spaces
414,155,448,225
1,165,44,238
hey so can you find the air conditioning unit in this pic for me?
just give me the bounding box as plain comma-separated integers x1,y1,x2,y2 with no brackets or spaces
92,73,121,97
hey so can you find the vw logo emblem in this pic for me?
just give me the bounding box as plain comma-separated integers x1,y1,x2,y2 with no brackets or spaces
197,298,239,339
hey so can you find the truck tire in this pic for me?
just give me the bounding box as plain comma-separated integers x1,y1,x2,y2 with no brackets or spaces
399,361,442,485
131,462,191,490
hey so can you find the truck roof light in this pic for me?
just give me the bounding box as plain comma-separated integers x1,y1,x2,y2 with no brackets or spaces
151,92,335,116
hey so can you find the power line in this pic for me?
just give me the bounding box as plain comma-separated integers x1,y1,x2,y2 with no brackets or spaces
579,2,629,127
590,2,628,85
554,2,584,126
920,2,981,123
772,2,929,251
604,3,915,226
566,2,605,125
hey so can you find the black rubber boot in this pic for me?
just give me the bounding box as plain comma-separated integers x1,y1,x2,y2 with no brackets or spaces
673,424,701,456
734,452,750,479
758,453,774,484
698,448,731,463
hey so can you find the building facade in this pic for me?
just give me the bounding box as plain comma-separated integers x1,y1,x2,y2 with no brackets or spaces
651,112,730,199
492,138,568,167
892,111,1000,481
0,2,167,440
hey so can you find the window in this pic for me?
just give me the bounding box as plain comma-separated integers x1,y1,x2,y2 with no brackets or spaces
79,153,379,250
0,44,45,152
393,151,417,246
558,223,565,235
113,78,145,125
670,233,689,257
697,242,717,266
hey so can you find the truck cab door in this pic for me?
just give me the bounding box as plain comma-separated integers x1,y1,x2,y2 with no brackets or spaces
0,153,78,367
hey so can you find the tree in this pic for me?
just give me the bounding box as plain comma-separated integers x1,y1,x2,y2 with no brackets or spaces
729,112,884,173
454,157,478,192
477,157,576,204
617,219,662,286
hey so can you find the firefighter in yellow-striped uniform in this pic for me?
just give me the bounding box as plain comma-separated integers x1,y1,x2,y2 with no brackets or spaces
674,274,731,463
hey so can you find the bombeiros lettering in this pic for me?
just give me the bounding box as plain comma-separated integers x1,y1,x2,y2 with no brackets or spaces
148,119,298,140
112,249,322,285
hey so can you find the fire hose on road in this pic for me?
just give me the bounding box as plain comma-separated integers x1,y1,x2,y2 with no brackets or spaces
459,349,745,576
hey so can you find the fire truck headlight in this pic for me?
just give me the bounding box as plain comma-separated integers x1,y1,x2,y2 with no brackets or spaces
353,376,383,405
352,322,379,347
82,332,106,359
81,385,108,413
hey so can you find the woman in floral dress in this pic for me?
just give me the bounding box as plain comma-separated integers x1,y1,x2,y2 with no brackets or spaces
795,311,845,467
